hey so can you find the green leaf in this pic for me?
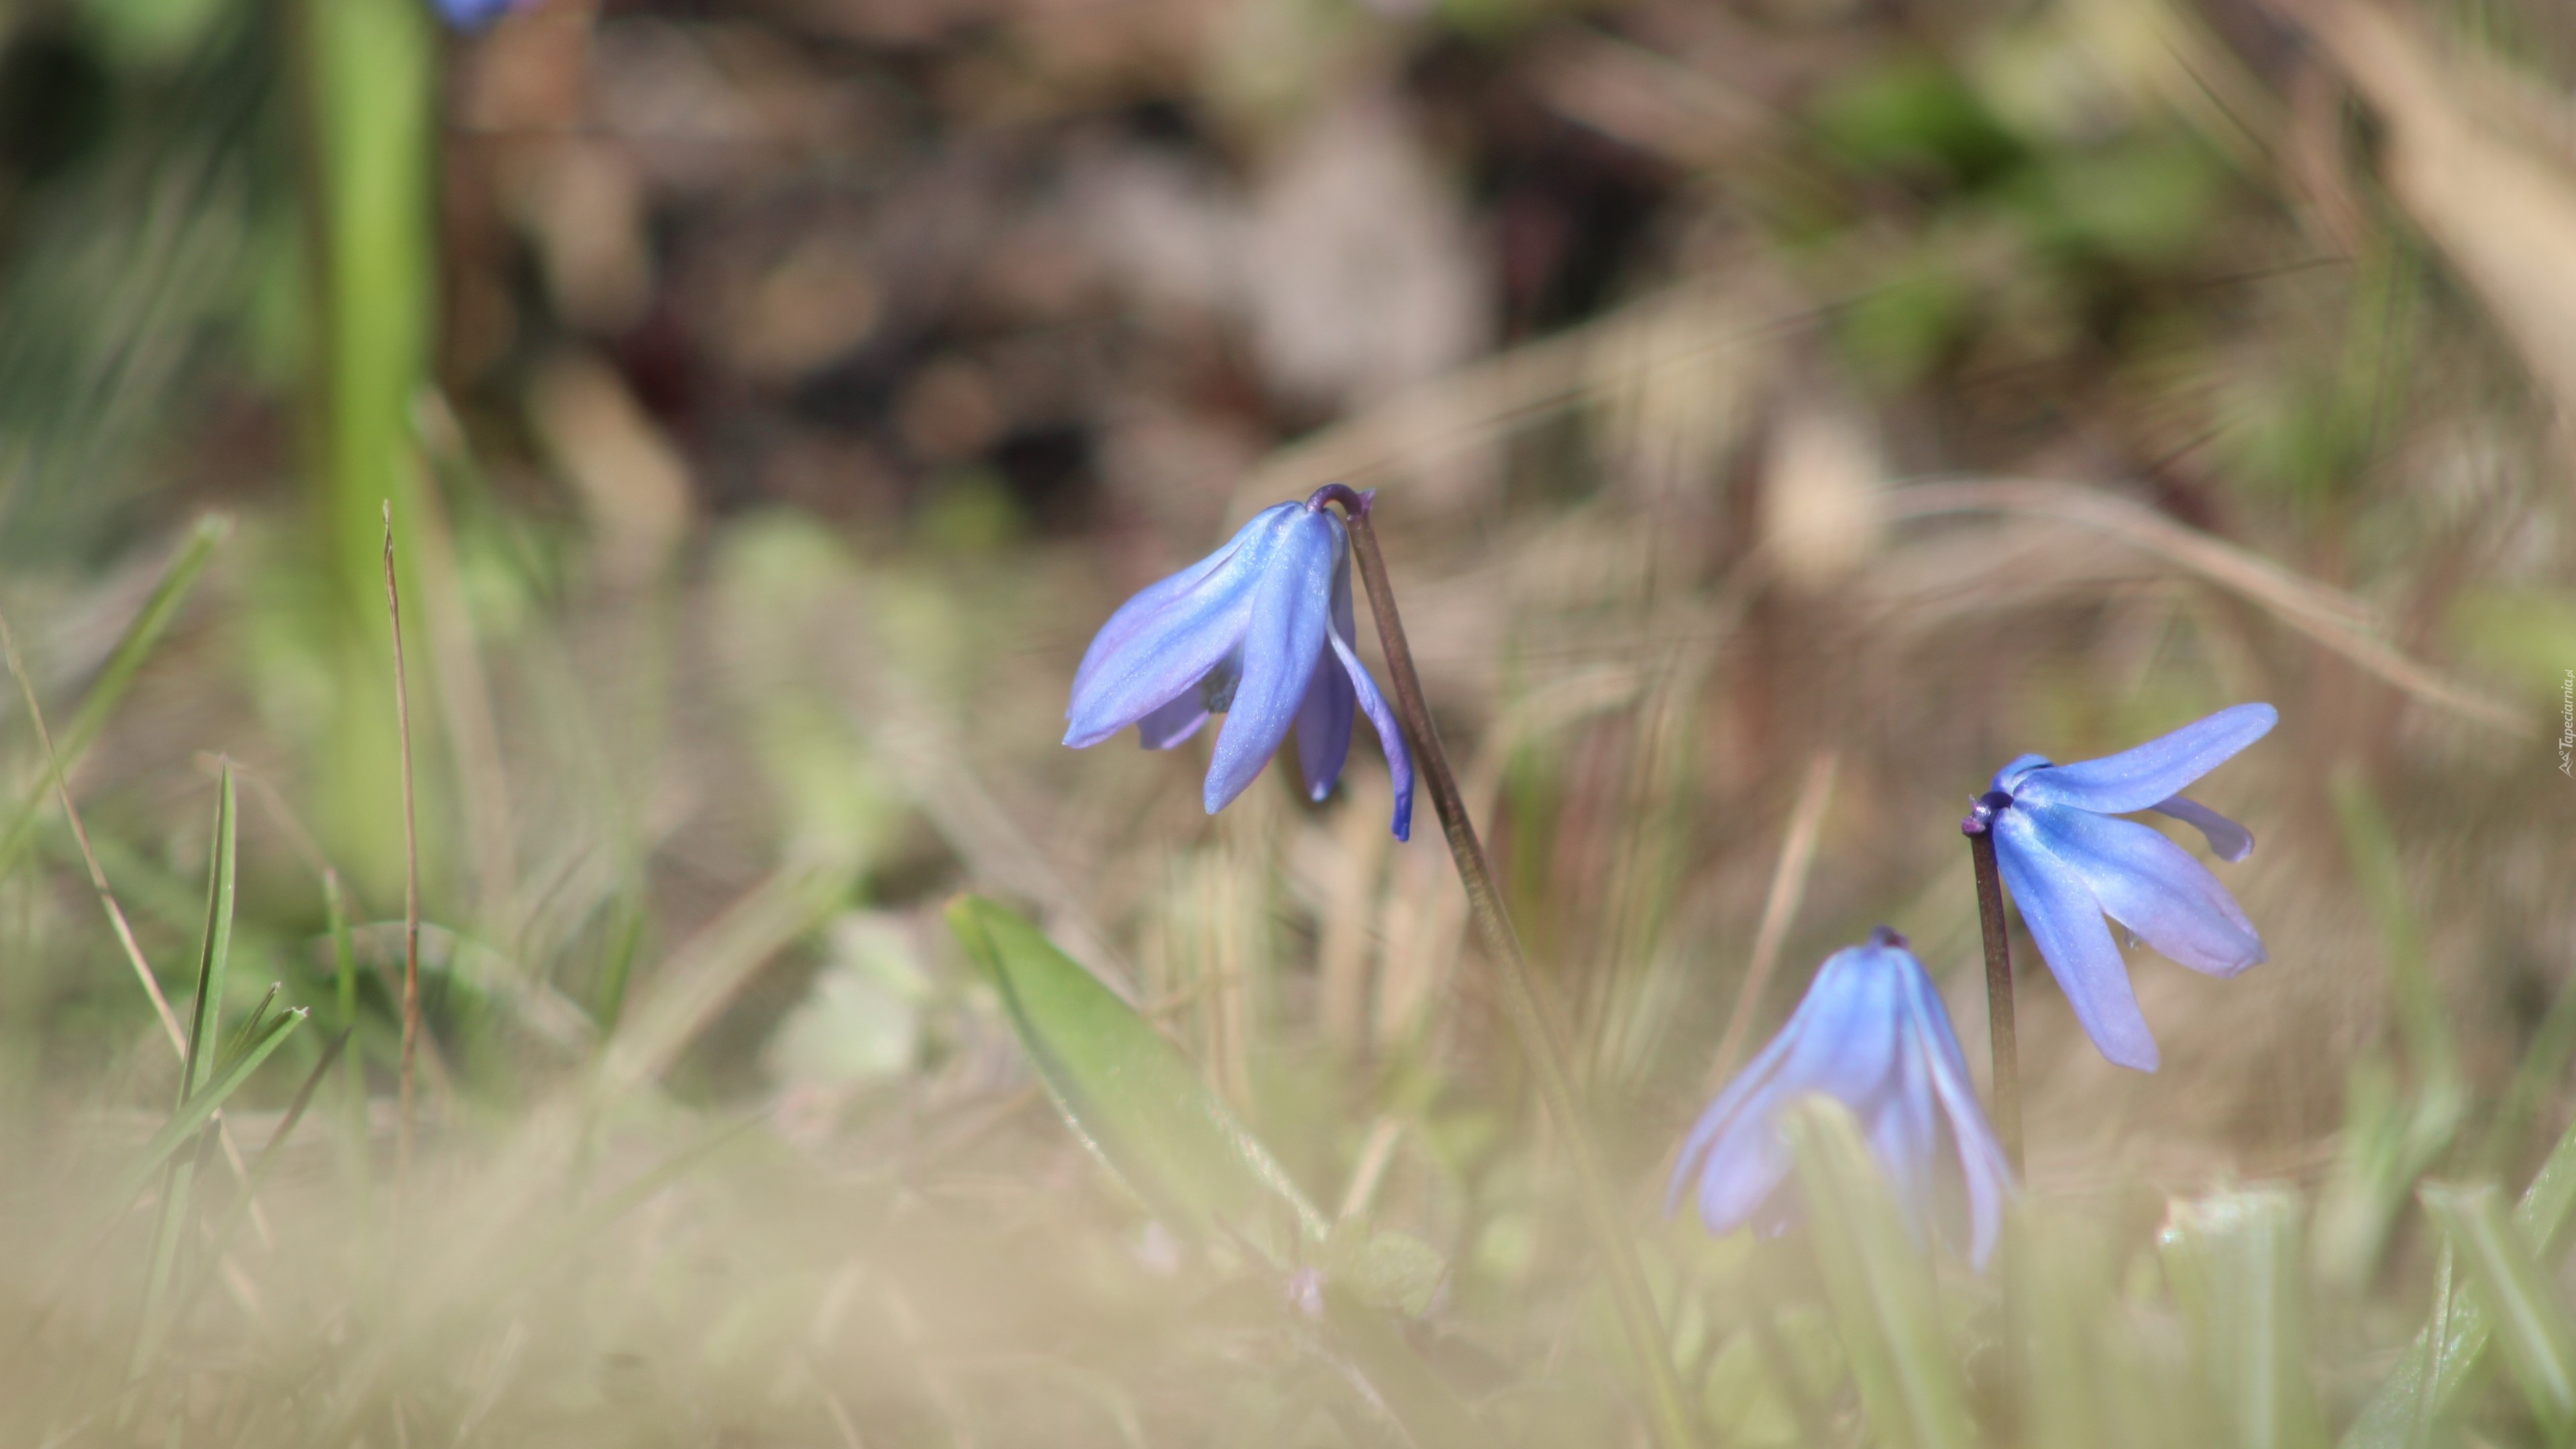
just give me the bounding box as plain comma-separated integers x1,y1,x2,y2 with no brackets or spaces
946,895,1327,1253
0,515,226,878
2160,1187,2326,1449
1781,1097,1976,1449
2344,1099,2576,1446
110,1006,309,1210
178,763,238,1106
2419,1182,2576,1442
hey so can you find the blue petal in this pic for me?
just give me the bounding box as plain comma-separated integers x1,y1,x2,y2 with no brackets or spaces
1064,506,1293,749
1293,554,1360,801
434,0,521,28
2149,794,2255,863
1863,1026,1941,1236
1137,692,1212,749
1326,612,1413,841
2024,802,2265,979
1988,753,2055,796
1670,945,1906,1234
1992,809,2161,1071
2009,704,2277,815
1201,511,1336,814
1900,960,2012,1267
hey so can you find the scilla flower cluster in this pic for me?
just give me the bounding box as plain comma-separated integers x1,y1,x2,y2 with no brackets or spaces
1066,496,2275,1269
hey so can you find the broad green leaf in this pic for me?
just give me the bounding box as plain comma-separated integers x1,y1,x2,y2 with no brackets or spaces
2161,1187,2325,1449
1782,1097,1976,1449
2419,1182,2576,1442
947,895,1327,1252
2344,1106,2576,1447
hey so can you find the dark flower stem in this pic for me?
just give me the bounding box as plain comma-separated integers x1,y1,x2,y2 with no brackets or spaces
1316,484,1699,1449
1962,822,2024,1176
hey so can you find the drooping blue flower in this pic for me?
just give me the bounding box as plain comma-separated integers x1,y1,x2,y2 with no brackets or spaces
1968,702,2277,1073
1065,500,1414,839
1668,928,2013,1268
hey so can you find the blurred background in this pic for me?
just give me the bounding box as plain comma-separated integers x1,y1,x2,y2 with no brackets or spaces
2,0,2574,1440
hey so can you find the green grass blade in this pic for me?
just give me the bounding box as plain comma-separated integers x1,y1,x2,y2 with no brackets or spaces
109,1008,311,1211
2420,1182,2576,1441
2345,1102,2576,1446
119,1003,307,1396
162,1028,350,1347
1781,1097,1976,1449
0,516,227,877
2161,1187,2326,1449
178,763,237,1105
2330,771,2457,1088
947,894,1328,1254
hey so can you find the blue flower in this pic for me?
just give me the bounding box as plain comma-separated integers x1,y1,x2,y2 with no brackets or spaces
1968,702,2277,1072
1065,500,1414,839
431,0,523,29
1668,929,2013,1267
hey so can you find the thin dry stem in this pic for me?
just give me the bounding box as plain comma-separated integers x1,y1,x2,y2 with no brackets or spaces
1705,750,1839,1091
385,502,423,1185
1337,501,1699,1449
0,610,275,1248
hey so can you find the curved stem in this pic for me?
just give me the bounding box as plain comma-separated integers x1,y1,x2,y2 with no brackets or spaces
1334,499,1699,1449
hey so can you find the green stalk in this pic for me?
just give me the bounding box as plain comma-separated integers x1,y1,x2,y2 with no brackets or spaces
1320,486,1698,1449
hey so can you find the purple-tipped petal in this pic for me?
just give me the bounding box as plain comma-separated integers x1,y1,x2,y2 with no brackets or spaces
2010,704,2277,816
1201,513,1336,814
1328,629,1412,840
2025,803,2265,979
1293,555,1361,800
1065,517,1298,749
1136,691,1213,749
2149,795,2256,863
1292,655,1355,801
1992,810,2161,1071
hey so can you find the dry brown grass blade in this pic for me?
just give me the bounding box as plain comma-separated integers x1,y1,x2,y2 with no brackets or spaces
2272,0,2576,441
384,502,424,1186
1231,282,1805,517
1882,480,2527,735
1703,751,1839,1094
596,863,850,1093
0,611,276,1250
